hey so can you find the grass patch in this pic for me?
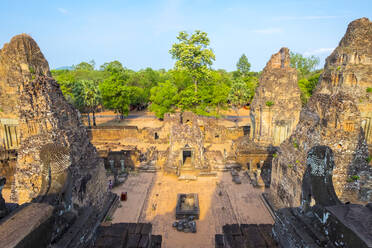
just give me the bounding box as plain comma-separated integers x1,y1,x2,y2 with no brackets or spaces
347,175,360,182
367,156,372,163
265,101,274,107
293,139,299,149
29,66,35,74
367,87,372,93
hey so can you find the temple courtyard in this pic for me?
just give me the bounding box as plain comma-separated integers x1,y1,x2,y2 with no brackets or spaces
111,172,274,248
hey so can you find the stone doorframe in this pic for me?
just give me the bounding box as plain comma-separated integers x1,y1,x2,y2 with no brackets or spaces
181,145,194,168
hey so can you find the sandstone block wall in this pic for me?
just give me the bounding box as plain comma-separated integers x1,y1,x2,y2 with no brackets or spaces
250,48,301,146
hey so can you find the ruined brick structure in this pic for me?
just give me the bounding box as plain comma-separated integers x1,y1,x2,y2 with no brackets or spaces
270,18,372,207
0,34,108,209
88,112,249,175
250,47,301,146
0,34,49,200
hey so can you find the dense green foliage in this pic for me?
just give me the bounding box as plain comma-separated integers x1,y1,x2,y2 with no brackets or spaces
290,52,319,79
51,31,324,120
149,81,178,118
227,54,257,115
297,71,322,104
52,31,260,119
290,52,322,105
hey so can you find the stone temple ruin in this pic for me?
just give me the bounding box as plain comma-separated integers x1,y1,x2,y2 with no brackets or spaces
0,18,371,248
250,47,302,146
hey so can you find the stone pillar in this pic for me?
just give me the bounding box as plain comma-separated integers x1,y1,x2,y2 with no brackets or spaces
120,159,125,173
256,168,265,188
109,160,115,173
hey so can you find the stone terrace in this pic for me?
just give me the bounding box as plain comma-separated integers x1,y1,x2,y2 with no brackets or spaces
111,172,274,248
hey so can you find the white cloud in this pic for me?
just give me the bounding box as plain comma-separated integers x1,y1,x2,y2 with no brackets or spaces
274,15,338,21
57,8,68,15
304,48,334,56
253,28,283,34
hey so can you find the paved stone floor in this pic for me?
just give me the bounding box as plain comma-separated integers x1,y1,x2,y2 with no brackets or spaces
112,171,273,248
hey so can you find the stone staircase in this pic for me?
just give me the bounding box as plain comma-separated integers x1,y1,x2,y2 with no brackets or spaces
273,206,337,248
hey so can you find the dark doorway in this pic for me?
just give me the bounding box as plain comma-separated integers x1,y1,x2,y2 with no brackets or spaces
183,150,192,164
243,126,251,136
154,132,159,140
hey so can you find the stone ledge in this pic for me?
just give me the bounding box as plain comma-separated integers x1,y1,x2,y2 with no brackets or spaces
0,203,54,248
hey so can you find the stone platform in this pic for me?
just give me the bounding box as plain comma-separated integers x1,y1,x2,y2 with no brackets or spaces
112,172,274,247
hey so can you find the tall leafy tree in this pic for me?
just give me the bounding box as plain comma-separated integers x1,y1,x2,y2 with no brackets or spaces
81,80,101,126
169,30,215,92
236,54,251,76
99,67,131,117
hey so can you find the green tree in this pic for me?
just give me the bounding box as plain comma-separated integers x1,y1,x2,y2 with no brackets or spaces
290,52,319,79
74,60,95,71
81,80,101,127
149,81,178,119
70,80,85,111
100,60,125,74
169,30,215,92
236,54,251,76
211,82,230,114
228,78,253,114
99,70,131,117
126,68,164,107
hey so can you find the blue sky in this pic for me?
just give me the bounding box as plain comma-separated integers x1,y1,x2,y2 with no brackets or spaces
1,0,371,71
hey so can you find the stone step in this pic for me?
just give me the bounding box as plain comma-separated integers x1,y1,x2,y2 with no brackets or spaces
291,208,328,245
53,207,94,248
198,172,217,177
279,208,320,247
178,175,197,181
